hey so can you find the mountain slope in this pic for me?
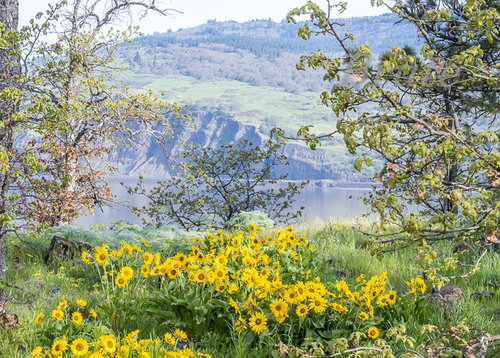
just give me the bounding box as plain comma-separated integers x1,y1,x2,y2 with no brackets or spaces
113,15,419,181
115,109,374,181
121,14,419,92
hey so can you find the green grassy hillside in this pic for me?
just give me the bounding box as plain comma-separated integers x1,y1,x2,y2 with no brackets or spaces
121,72,337,139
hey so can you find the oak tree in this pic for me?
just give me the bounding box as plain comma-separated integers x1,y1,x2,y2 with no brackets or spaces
0,0,186,279
287,0,499,284
0,0,20,279
127,139,306,230
12,0,187,227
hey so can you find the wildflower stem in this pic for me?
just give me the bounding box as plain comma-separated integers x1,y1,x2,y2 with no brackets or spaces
313,346,385,357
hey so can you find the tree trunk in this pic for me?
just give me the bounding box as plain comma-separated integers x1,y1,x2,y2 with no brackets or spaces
0,0,20,280
444,97,460,214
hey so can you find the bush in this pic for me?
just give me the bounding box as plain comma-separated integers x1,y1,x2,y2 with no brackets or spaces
30,225,484,357
126,139,306,230
224,211,274,232
47,226,101,243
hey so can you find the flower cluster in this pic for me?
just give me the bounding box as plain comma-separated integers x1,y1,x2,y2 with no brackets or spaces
32,312,211,358
31,330,212,358
77,224,427,343
35,298,96,328
406,276,427,294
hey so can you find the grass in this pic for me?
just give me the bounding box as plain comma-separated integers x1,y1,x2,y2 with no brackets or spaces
1,221,499,357
301,221,500,335
119,71,351,149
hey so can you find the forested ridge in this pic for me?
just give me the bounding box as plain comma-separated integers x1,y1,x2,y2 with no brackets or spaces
119,14,419,92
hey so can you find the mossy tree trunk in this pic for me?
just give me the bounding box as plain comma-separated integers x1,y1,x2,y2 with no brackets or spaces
0,0,20,280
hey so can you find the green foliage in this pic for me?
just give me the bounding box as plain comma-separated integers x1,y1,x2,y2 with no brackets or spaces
127,139,307,230
19,225,499,357
6,1,191,229
287,0,500,286
0,20,17,49
144,280,231,341
45,223,200,256
47,226,101,244
0,22,7,47
224,211,275,232
1,222,499,357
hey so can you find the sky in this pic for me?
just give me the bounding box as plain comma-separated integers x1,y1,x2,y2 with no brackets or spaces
19,0,390,34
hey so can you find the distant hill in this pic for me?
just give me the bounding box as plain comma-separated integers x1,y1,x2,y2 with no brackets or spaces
114,15,419,181
119,14,419,93
114,108,374,181
139,14,417,55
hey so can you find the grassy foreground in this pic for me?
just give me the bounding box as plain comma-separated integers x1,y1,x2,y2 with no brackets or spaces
0,221,498,357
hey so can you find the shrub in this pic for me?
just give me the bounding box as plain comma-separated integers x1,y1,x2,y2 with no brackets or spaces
126,139,306,230
224,211,274,232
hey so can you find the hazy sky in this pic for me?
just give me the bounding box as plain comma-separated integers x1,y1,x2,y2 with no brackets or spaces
19,0,390,34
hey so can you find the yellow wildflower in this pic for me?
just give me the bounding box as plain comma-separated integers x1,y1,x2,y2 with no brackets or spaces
31,346,42,358
70,338,89,357
296,304,309,318
173,329,188,340
100,335,116,353
367,326,380,339
309,296,328,314
164,332,175,346
81,251,91,264
51,336,67,356
248,311,267,335
52,309,64,321
71,311,83,325
120,266,134,280
34,312,43,325
57,300,67,309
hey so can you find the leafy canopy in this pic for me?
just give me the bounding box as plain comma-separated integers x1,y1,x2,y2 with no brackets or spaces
10,0,189,228
287,0,499,285
127,139,306,230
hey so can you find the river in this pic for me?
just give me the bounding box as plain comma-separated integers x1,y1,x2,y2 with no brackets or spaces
74,178,374,228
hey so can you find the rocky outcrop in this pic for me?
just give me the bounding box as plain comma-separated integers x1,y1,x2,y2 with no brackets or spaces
113,109,367,181
428,284,464,308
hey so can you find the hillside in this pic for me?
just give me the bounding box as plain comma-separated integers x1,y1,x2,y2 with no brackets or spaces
114,15,419,180
124,14,418,93
115,109,374,181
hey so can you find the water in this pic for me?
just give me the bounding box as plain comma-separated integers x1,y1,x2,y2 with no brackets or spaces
74,178,372,228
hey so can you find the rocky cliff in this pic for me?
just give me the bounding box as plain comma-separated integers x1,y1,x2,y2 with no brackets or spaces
114,109,371,182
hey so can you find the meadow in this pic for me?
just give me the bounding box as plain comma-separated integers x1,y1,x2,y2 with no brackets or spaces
1,218,498,357
121,71,337,137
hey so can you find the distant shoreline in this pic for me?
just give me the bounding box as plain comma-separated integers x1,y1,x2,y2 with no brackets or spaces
301,180,377,190
109,175,377,190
